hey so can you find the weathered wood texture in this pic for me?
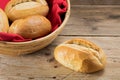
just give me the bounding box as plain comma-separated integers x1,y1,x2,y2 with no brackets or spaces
0,1,120,80
61,5,120,36
0,36,120,80
70,0,120,5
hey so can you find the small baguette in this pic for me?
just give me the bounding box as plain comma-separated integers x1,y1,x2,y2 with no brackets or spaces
0,9,9,32
5,0,49,21
8,15,52,39
54,38,106,73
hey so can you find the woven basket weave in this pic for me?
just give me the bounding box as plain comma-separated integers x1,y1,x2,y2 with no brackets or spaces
0,0,70,56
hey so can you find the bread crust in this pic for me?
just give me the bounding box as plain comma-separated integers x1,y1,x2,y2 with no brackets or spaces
0,9,9,32
8,15,51,39
5,0,49,21
54,38,106,73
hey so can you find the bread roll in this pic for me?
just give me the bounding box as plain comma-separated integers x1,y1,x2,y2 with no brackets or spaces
54,38,106,73
0,9,9,32
8,15,51,39
5,0,49,21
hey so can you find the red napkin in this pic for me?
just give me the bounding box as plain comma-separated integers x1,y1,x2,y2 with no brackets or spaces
0,32,31,42
0,0,67,42
47,0,67,31
0,0,9,10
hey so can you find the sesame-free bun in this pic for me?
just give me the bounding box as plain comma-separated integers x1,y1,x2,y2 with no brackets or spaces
5,0,49,21
54,38,106,73
0,9,9,32
8,15,51,39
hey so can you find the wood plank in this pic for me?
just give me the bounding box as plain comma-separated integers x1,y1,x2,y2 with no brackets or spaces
60,6,120,36
0,36,120,80
70,0,120,5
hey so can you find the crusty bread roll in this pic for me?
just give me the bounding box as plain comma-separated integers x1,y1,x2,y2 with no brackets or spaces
8,15,51,39
5,0,49,21
0,9,9,32
54,38,106,73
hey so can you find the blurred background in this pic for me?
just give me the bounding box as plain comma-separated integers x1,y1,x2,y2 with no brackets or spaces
70,0,120,5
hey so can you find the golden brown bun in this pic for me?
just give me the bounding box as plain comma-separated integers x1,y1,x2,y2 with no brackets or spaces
8,15,52,39
0,9,9,32
54,38,106,73
5,0,49,21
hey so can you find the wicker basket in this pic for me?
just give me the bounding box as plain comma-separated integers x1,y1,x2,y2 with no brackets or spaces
0,0,70,56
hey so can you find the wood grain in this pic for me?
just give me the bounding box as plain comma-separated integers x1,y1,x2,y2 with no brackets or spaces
0,0,120,80
0,36,120,80
70,0,120,5
60,5,120,36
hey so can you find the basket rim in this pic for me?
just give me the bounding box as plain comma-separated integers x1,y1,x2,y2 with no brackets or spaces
0,0,71,44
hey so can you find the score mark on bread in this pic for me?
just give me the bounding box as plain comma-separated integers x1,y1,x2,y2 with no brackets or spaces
54,38,106,73
5,0,49,21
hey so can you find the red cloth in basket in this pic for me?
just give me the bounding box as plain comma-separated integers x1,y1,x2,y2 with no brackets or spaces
0,0,67,42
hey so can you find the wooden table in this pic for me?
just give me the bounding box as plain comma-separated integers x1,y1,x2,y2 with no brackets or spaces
0,0,120,80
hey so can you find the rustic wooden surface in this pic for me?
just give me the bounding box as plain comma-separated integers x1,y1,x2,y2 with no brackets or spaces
70,0,120,5
0,1,120,80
